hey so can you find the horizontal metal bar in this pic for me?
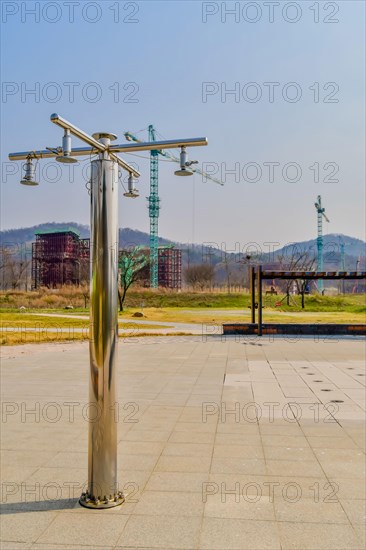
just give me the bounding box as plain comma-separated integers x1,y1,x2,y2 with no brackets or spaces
9,147,97,161
50,114,140,177
8,147,141,177
10,115,204,178
260,271,366,280
109,153,140,178
50,113,106,152
110,137,208,153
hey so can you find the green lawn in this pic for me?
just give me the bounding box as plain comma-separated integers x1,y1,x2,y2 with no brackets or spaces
119,307,365,325
123,291,366,313
0,312,167,329
1,288,365,312
1,293,365,337
0,311,175,346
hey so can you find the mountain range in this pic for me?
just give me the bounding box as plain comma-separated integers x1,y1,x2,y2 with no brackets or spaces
1,222,365,270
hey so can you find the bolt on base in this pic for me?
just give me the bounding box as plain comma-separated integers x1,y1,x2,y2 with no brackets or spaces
79,491,125,509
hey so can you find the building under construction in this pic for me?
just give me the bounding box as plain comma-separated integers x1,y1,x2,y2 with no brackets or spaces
32,229,90,289
158,247,182,289
120,245,182,290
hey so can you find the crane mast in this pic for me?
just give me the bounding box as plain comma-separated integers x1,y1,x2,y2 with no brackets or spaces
340,239,345,270
124,126,223,289
125,126,160,288
339,237,345,294
314,195,330,293
148,125,160,288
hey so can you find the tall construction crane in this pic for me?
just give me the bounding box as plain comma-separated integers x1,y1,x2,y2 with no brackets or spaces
339,237,346,272
124,126,223,288
314,195,330,293
339,237,346,293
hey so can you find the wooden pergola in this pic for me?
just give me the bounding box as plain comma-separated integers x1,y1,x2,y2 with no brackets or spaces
250,267,366,336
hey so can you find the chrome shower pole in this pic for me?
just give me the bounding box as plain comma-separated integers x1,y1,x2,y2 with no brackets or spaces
80,133,123,508
8,113,209,511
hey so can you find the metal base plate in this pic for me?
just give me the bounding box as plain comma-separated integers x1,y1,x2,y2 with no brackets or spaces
79,491,125,509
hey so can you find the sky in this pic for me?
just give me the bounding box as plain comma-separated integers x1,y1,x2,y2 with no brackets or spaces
1,0,365,253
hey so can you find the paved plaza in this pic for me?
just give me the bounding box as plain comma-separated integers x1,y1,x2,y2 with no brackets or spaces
1,335,365,549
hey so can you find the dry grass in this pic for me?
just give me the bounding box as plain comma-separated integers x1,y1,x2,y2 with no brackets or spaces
0,287,89,310
2,287,365,312
120,307,366,325
0,330,193,346
0,312,169,330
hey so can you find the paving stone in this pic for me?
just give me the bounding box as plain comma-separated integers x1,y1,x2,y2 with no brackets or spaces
211,457,267,475
36,513,128,546
340,499,366,524
213,444,264,459
1,338,364,550
116,515,201,548
204,494,275,521
274,497,349,524
200,517,281,549
278,521,364,549
0,512,57,543
133,490,204,517
154,454,212,473
0,543,31,550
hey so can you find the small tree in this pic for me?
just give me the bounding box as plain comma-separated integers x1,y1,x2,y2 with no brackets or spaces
278,248,316,308
80,284,90,309
118,247,148,311
222,251,234,293
184,263,214,291
0,248,31,290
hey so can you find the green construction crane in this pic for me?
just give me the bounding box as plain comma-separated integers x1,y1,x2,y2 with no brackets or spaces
125,126,160,287
339,237,345,294
314,195,330,293
124,126,223,288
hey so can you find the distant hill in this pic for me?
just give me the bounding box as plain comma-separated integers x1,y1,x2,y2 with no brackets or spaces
273,234,365,261
1,224,364,271
0,222,173,249
0,222,90,246
267,234,365,271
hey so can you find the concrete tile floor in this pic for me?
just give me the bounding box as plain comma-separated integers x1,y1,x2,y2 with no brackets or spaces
0,336,365,549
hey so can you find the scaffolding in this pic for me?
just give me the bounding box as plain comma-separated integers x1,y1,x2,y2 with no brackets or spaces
158,247,182,289
32,230,90,289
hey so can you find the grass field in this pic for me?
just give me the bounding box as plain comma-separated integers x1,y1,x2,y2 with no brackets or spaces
1,289,365,312
120,307,366,325
1,290,365,345
0,311,168,330
1,330,191,346
0,310,171,345
122,292,366,325
123,290,366,313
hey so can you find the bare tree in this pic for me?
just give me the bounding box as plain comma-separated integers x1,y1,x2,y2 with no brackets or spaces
184,263,215,291
278,248,316,307
118,247,149,311
80,284,90,309
0,248,10,290
294,256,316,308
0,247,31,290
221,251,235,293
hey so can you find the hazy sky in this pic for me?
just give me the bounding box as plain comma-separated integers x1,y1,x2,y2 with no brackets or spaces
1,0,365,252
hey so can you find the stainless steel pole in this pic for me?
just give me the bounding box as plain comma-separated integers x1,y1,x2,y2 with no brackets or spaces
80,135,123,509
257,266,263,337
250,267,255,325
8,114,211,511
